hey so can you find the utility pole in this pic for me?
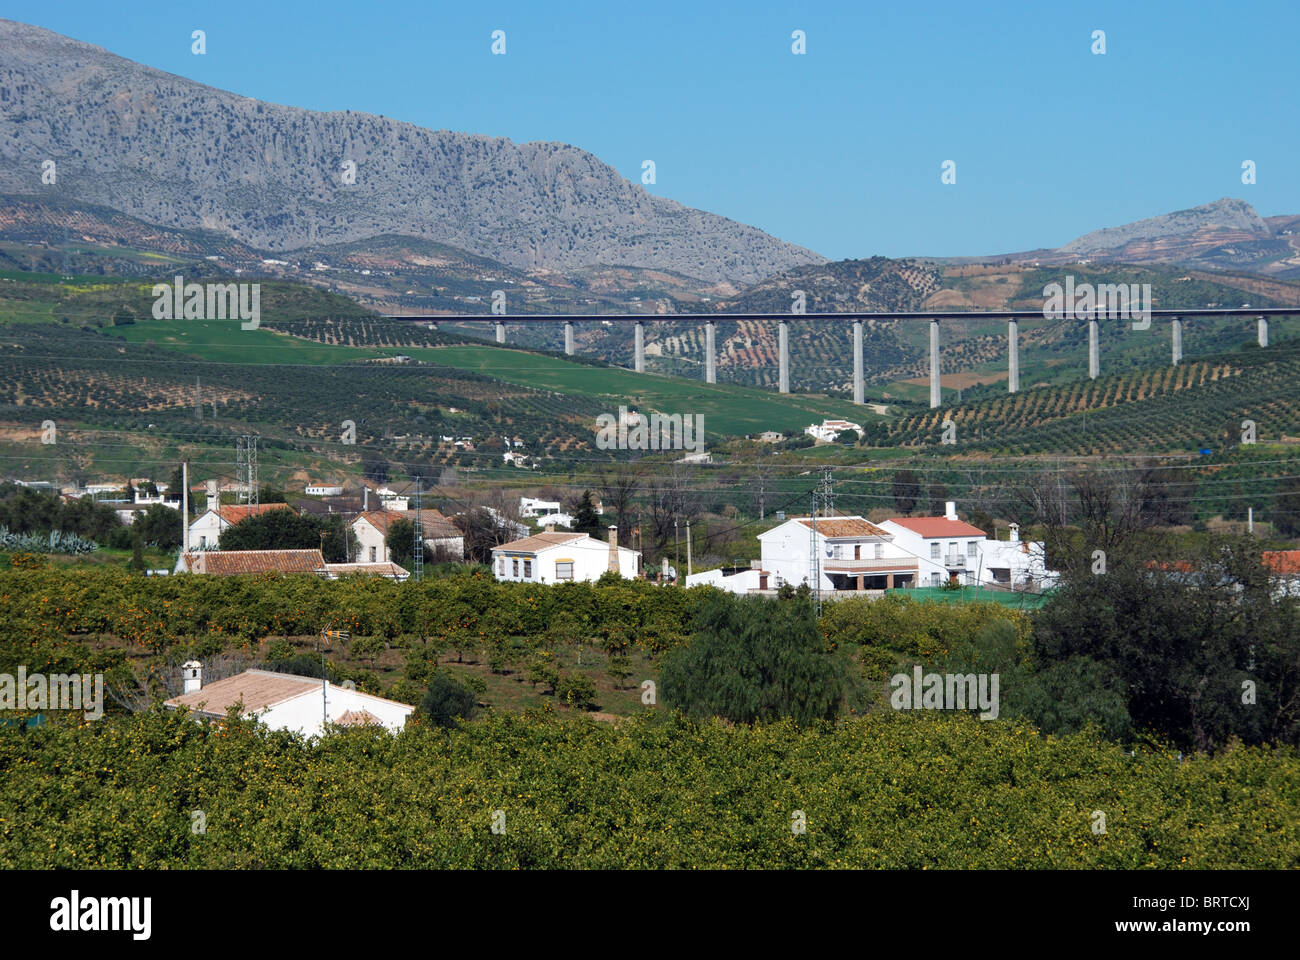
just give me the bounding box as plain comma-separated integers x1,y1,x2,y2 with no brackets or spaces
809,489,821,617
674,520,680,586
413,476,424,582
686,520,692,579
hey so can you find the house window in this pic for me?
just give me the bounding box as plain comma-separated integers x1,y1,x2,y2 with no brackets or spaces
832,545,842,559
967,541,978,559
512,558,519,577
523,560,532,579
930,542,940,560
854,544,861,560
369,546,377,562
930,572,941,587
556,561,574,581
497,557,505,576
874,543,882,559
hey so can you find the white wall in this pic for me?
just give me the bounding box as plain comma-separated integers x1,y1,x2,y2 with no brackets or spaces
493,538,638,583
352,518,390,563
876,523,983,586
258,683,413,738
188,511,225,550
685,568,764,594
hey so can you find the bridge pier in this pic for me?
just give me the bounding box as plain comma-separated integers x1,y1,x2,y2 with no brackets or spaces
564,321,574,356
1007,318,1019,394
1259,315,1269,348
705,321,716,384
1172,316,1182,365
852,319,864,404
634,321,645,373
495,321,505,344
929,319,941,408
778,320,790,393
1089,318,1099,379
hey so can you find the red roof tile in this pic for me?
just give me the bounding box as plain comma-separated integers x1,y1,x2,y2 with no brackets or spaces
887,517,987,538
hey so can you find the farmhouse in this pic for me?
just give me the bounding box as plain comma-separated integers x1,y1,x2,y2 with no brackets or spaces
165,663,413,738
756,515,917,591
492,527,640,583
187,501,294,551
877,504,987,587
805,419,863,443
977,523,1053,589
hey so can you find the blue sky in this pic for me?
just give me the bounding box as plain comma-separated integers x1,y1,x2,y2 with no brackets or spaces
7,0,1297,260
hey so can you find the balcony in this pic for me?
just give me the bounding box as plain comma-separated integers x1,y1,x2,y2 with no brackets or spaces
823,558,918,574
942,553,971,568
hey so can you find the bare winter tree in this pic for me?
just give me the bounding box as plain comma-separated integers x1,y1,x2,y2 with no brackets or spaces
646,465,704,552
597,461,644,544
1019,466,1161,577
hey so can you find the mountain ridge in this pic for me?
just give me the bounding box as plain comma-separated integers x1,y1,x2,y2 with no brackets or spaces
0,19,824,286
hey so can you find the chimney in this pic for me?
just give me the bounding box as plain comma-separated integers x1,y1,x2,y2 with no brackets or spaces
206,479,218,514
944,501,957,521
607,524,619,573
182,660,202,694
363,486,369,511
1009,523,1020,543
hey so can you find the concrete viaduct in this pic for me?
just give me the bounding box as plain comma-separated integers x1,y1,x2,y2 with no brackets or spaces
382,309,1297,409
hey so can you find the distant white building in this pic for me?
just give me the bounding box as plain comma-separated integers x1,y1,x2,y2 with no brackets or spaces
492,528,640,584
165,665,413,738
805,419,863,443
305,481,345,497
520,497,562,518
538,512,575,530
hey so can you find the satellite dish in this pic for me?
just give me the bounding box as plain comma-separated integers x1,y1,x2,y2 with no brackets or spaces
824,544,833,557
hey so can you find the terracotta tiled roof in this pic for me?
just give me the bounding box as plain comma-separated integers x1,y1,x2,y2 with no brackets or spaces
325,562,410,579
354,510,395,535
422,510,461,540
336,709,381,727
216,503,293,525
494,532,588,553
164,669,319,716
179,549,328,576
886,517,987,538
1264,550,1300,574
793,516,891,538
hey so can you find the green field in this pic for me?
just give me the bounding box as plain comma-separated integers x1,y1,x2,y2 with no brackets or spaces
418,344,882,436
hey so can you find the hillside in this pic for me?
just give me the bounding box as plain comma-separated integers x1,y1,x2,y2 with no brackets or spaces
948,198,1300,280
0,19,824,286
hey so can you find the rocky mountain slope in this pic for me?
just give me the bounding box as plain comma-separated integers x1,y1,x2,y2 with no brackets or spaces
0,19,823,286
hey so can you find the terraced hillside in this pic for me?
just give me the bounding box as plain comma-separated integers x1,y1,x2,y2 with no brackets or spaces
882,339,1300,456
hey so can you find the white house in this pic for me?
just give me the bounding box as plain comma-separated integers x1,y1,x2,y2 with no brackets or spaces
492,527,640,584
305,481,345,497
165,664,414,738
537,512,575,530
755,514,918,593
352,511,396,564
520,497,563,518
186,502,295,551
977,523,1055,589
805,419,863,443
877,503,988,587
352,508,463,562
